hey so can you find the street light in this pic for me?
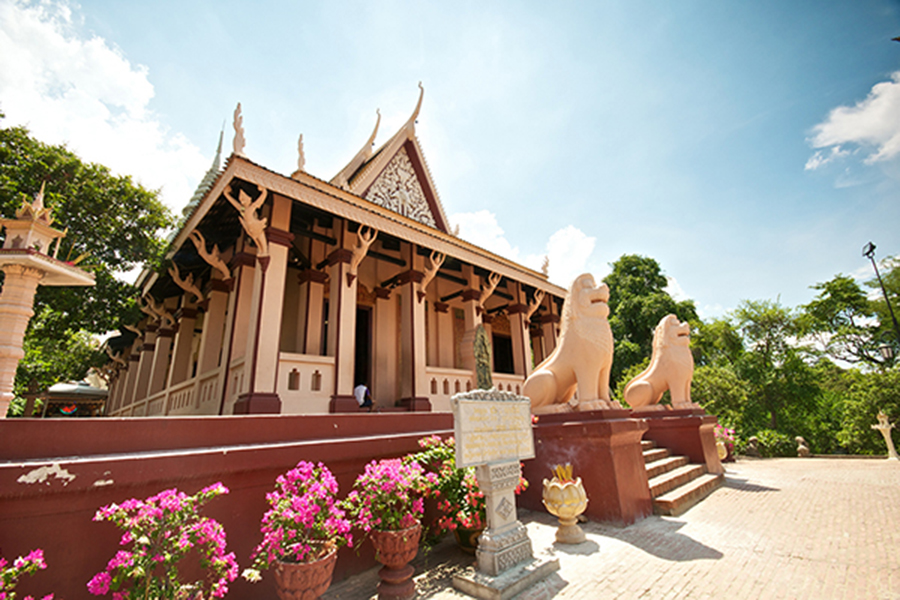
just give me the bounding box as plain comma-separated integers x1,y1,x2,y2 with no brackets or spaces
863,242,900,359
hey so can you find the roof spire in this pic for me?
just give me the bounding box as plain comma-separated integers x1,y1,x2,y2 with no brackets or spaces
403,82,424,134
182,128,227,216
330,109,382,189
232,103,246,157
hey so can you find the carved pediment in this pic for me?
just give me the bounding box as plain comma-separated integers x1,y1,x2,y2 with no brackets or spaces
364,146,437,228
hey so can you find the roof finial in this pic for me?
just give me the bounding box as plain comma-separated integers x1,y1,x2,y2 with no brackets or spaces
367,109,382,149
404,82,424,133
232,103,246,157
213,126,224,170
292,134,306,179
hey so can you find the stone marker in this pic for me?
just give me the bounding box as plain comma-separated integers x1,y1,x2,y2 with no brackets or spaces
451,388,559,600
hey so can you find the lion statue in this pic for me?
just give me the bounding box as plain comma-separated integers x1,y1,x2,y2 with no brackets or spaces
623,314,694,409
523,273,614,413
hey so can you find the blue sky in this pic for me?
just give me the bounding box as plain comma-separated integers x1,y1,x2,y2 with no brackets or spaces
1,0,898,318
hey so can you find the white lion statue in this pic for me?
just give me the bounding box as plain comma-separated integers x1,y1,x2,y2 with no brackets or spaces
623,314,694,409
523,273,615,413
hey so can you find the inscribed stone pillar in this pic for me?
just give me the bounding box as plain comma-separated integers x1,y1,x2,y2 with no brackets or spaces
167,306,198,387
196,280,230,375
326,226,358,411
148,327,174,396
399,248,429,409
0,265,42,414
131,325,158,404
234,195,293,414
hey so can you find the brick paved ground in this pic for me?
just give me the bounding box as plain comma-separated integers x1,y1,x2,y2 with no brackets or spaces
323,457,900,600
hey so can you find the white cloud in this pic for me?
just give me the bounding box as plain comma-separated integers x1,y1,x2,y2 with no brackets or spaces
0,0,208,213
665,276,689,302
449,211,596,288
545,225,595,288
807,71,900,168
804,146,850,171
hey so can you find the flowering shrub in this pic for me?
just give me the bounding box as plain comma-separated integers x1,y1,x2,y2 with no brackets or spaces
87,483,238,599
714,424,736,455
242,462,352,582
410,435,528,533
0,549,53,600
342,459,428,534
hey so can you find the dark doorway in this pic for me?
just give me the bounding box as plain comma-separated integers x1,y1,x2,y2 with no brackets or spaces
492,334,514,374
354,307,372,387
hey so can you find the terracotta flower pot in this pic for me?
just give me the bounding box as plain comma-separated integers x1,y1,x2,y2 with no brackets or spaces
272,546,338,600
369,522,421,600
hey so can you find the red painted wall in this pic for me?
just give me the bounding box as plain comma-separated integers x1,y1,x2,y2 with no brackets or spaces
0,414,452,600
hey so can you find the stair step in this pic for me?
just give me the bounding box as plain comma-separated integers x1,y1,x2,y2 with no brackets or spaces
645,455,689,479
642,447,670,464
648,464,707,498
641,439,655,450
653,473,724,516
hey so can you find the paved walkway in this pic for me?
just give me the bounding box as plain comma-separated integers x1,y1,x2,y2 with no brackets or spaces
323,457,900,600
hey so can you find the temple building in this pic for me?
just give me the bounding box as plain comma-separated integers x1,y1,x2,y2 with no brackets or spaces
103,87,567,416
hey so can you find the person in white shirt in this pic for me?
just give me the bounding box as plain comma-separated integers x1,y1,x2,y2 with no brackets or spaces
354,383,374,411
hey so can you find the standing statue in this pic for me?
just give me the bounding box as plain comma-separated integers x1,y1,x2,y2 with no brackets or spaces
474,324,493,390
623,314,695,409
871,410,899,461
523,273,614,413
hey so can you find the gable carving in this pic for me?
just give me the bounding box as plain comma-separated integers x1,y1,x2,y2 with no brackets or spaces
364,147,437,228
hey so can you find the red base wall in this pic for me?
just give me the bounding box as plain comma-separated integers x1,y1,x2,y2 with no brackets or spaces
0,414,452,600
520,410,653,526
639,409,723,475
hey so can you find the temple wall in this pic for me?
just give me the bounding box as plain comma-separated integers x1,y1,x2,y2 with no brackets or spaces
0,414,453,600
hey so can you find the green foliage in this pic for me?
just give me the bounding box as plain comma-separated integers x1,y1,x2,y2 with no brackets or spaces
603,254,697,386
754,429,795,457
691,365,748,429
691,318,744,367
613,358,649,406
837,370,900,455
0,119,173,407
799,274,887,368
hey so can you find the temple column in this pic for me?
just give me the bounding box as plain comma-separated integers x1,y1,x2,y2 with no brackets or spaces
298,269,328,355
148,326,174,397
234,195,293,414
218,249,256,413
508,283,534,377
120,350,140,413
457,264,483,373
326,222,358,412
399,246,430,410
435,300,453,368
166,305,198,387
196,279,230,375
131,325,158,406
539,312,560,357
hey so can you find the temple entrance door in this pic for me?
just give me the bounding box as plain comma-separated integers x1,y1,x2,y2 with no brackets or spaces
354,306,372,388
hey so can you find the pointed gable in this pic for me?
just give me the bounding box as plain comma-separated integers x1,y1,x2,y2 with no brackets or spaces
331,84,451,233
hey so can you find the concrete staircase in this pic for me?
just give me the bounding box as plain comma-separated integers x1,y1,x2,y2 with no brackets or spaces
642,439,723,516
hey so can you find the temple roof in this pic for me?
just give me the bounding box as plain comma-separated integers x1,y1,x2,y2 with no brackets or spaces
330,84,451,234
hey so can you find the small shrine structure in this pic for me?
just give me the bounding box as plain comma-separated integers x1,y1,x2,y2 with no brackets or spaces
0,185,95,416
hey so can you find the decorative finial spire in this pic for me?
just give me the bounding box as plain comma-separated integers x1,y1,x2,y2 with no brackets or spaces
541,256,549,276
233,103,246,156
403,82,424,134
15,181,54,225
213,126,224,170
297,134,305,172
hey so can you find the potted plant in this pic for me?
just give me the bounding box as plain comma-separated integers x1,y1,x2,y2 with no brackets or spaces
342,458,427,600
87,483,238,599
242,461,352,600
714,424,737,462
1,548,53,600
410,435,527,553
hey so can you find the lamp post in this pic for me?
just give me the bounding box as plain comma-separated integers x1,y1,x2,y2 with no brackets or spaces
862,242,900,360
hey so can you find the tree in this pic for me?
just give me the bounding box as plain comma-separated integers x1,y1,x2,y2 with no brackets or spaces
799,274,886,368
603,254,698,386
732,299,818,431
0,116,173,405
691,318,744,368
837,369,900,455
